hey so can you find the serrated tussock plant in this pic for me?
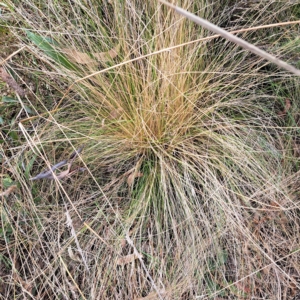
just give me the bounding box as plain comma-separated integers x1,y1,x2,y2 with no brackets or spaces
4,0,300,298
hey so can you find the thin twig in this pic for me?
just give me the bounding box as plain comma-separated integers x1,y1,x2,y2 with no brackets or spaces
29,159,68,180
29,145,84,180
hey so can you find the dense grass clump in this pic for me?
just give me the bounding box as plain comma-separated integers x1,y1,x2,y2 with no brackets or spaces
1,0,300,299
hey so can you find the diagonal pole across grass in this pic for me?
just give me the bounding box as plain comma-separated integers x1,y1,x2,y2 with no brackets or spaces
159,0,300,76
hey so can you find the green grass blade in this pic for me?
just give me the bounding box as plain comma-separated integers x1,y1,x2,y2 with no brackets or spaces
26,30,77,71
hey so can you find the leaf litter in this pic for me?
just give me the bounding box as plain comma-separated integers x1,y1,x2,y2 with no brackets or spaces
62,43,120,65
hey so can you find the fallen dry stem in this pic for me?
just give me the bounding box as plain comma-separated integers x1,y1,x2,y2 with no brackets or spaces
159,0,300,76
29,145,85,180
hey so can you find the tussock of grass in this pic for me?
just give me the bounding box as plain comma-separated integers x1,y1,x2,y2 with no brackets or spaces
1,0,300,299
